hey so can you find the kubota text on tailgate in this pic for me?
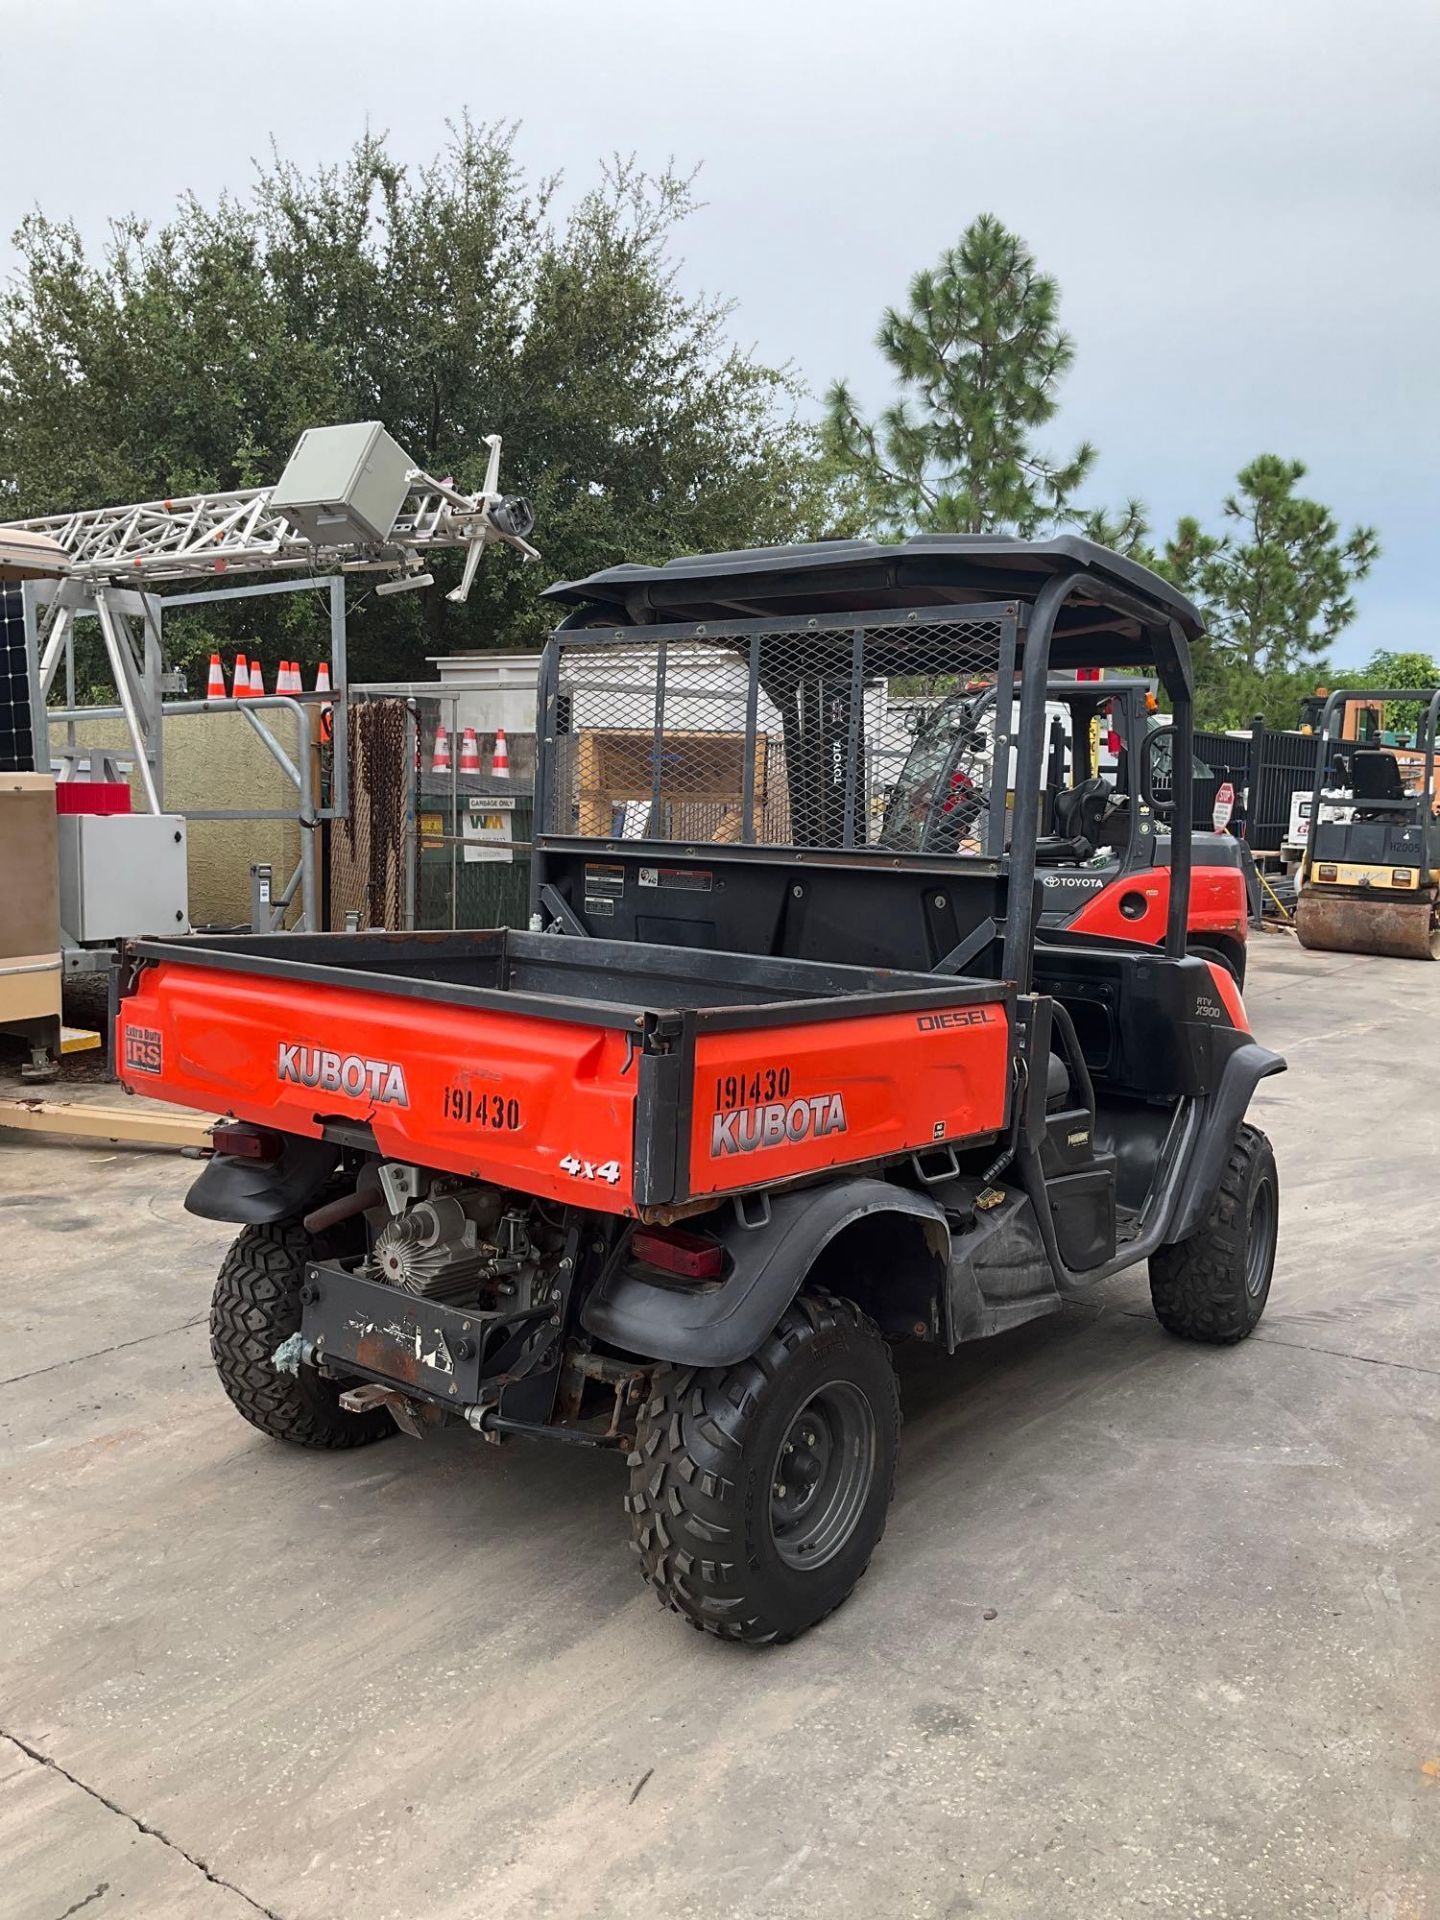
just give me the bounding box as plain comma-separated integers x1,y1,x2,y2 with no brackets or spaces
276,1042,410,1106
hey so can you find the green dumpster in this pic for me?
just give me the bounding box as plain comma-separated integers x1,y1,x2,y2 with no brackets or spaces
416,781,533,931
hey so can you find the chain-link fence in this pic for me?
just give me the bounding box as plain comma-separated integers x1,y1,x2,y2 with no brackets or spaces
544,608,1017,859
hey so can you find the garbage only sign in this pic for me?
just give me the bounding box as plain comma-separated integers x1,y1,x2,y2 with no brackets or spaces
463,793,515,863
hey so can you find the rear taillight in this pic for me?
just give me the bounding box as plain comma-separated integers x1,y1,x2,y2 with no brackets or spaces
210,1122,283,1163
1317,863,1338,881
630,1227,725,1280
1392,868,1414,885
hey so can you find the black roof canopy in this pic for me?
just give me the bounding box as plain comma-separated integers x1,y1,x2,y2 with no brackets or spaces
544,533,1202,695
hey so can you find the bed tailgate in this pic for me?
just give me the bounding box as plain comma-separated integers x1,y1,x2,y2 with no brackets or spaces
117,960,641,1211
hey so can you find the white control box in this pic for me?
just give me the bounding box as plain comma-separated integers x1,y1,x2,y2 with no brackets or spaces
269,421,413,547
58,814,190,942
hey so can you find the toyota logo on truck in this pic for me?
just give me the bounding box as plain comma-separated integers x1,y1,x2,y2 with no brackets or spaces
277,1042,410,1107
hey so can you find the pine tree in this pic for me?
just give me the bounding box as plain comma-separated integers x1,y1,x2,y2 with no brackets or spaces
1158,456,1379,727
823,214,1097,536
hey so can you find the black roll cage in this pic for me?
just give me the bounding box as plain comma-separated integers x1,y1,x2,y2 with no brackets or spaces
1004,573,1193,982
534,546,1199,993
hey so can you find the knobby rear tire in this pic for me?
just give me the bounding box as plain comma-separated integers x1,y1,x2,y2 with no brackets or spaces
1149,1122,1278,1344
210,1221,394,1449
625,1293,900,1645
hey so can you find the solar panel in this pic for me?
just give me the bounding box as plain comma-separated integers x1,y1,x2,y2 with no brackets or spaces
0,586,37,774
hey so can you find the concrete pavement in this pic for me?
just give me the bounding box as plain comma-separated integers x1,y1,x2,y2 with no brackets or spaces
2,937,1437,1919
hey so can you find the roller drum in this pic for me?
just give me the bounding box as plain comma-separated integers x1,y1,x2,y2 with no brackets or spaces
1296,885,1440,960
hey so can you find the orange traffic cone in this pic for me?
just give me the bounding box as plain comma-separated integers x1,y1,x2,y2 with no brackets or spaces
249,659,266,697
432,724,451,773
206,652,226,700
313,662,334,743
491,728,510,778
234,653,251,697
460,727,481,774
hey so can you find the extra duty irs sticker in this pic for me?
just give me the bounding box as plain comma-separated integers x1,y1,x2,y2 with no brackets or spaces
124,1025,163,1074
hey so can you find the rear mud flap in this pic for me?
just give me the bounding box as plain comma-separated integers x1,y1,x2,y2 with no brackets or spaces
185,1135,339,1224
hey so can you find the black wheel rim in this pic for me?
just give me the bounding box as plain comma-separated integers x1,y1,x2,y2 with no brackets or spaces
1246,1177,1278,1298
768,1382,877,1571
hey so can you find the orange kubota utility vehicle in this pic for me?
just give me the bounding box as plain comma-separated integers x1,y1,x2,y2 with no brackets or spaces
118,537,1284,1644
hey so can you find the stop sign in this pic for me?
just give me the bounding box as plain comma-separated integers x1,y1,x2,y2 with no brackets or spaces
1212,781,1235,831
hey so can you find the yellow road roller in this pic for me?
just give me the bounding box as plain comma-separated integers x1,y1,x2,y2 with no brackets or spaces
1296,686,1440,960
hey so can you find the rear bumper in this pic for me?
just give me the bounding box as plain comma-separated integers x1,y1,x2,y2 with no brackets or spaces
300,1260,512,1411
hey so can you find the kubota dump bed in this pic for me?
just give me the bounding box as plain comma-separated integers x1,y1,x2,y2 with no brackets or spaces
118,929,1011,1216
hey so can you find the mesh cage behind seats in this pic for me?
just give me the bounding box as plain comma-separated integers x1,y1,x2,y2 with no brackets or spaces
546,608,1018,859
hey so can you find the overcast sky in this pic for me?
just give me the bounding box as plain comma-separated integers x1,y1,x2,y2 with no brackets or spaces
5,0,1437,663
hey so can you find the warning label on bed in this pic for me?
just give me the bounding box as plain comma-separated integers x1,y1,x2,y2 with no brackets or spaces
638,866,713,892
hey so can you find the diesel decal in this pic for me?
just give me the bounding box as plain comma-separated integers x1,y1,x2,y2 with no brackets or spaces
124,1024,163,1074
916,1008,995,1032
711,1092,848,1157
277,1043,410,1106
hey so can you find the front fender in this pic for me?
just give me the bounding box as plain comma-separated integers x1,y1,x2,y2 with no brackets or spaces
580,1178,951,1368
184,1134,340,1225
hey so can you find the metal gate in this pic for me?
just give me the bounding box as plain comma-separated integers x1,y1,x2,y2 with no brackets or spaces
1192,721,1321,852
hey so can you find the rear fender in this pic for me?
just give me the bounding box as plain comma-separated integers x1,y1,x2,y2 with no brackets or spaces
184,1133,340,1225
580,1178,951,1368
1164,1038,1284,1243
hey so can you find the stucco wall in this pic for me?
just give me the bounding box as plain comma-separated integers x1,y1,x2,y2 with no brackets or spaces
62,709,305,929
